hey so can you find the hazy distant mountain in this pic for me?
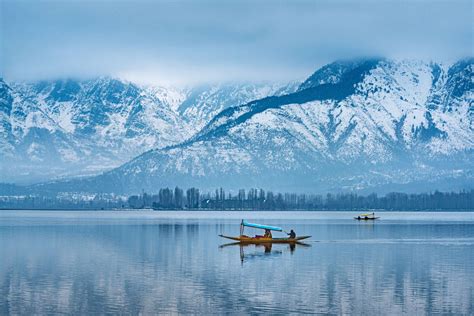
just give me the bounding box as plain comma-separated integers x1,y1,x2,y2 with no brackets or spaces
0,78,293,183
29,58,473,195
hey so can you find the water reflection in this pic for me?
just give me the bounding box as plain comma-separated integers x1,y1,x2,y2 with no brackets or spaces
0,211,473,315
219,241,311,263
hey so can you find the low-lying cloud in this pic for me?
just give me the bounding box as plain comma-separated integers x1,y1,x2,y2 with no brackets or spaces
1,0,472,85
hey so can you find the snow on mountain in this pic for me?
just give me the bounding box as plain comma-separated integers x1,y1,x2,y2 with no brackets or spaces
0,80,15,157
178,81,299,130
60,58,472,194
0,78,294,183
2,58,472,193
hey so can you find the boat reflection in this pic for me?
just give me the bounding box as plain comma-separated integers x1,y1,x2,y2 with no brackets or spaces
219,241,311,263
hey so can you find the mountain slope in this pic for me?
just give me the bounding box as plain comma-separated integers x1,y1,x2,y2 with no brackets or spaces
30,58,473,194
0,78,291,183
178,82,299,130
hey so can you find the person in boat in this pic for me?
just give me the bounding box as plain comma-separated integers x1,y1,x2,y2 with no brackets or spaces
287,229,296,239
263,229,272,238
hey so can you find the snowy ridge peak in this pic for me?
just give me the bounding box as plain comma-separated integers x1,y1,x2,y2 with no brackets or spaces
191,59,381,143
87,58,473,194
178,82,300,131
298,58,383,91
0,78,294,183
1,58,472,193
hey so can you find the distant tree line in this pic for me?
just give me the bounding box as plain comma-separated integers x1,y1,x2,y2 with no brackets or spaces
0,194,126,210
1,187,472,210
127,187,474,211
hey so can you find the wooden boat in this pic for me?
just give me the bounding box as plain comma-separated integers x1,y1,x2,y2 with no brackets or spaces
354,213,379,220
219,241,312,248
219,220,310,244
219,234,311,244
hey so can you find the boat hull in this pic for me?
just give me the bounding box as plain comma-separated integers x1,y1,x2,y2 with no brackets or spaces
354,217,380,220
219,234,311,243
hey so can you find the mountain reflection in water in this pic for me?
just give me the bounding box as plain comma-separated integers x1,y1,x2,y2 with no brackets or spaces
0,211,473,315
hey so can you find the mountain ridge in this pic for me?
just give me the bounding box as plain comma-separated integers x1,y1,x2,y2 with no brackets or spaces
13,57,472,195
0,78,294,183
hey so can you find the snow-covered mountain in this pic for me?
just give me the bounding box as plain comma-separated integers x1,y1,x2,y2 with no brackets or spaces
2,58,472,194
41,58,472,194
0,78,293,183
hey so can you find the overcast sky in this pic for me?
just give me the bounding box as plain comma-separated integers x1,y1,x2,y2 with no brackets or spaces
1,0,472,85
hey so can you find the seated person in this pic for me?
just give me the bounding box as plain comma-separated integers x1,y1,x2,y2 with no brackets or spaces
263,229,272,238
287,229,296,239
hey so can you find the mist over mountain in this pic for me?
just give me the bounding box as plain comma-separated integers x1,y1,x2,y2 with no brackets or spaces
10,58,471,195
0,78,296,183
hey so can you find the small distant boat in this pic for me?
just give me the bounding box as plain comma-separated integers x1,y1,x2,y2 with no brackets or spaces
354,212,379,220
219,220,311,244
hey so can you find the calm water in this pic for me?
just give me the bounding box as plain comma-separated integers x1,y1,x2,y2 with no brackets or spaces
1,211,473,315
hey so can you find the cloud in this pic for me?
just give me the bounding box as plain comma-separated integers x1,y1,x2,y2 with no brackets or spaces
1,0,472,85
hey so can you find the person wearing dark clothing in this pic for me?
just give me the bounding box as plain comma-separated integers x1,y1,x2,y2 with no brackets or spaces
287,229,296,239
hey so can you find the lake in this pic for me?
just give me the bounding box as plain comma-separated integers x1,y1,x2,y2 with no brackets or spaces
1,211,473,315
